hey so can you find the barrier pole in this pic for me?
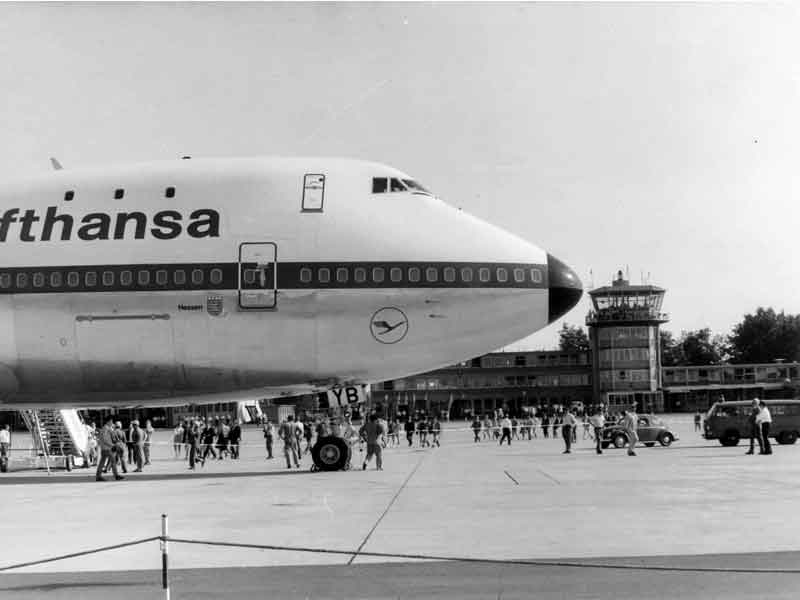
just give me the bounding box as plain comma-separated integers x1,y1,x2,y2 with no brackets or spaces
161,514,170,600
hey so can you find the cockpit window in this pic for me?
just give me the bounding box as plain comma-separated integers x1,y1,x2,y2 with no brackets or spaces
372,177,388,193
372,176,433,196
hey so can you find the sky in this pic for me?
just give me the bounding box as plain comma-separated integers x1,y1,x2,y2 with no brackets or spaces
0,2,798,350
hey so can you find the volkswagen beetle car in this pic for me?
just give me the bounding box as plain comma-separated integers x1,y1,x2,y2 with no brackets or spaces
600,415,678,449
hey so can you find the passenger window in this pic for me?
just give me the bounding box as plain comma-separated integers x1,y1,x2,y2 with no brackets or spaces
120,271,133,286
85,272,97,287
531,268,542,283
390,267,402,283
444,267,455,283
16,273,28,288
67,272,79,287
0,273,10,288
372,267,384,283
300,268,312,284
319,268,331,283
174,270,186,285
244,269,256,285
138,270,150,286
33,273,45,288
210,269,223,285
156,270,168,285
372,178,388,193
479,268,490,283
426,267,438,282
336,268,348,283
408,267,420,283
461,267,473,283
102,271,114,286
354,268,367,283
50,272,62,288
497,268,508,283
191,269,204,285
390,178,407,192
514,268,524,283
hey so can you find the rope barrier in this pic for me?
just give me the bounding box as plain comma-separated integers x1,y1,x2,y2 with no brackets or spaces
0,536,160,573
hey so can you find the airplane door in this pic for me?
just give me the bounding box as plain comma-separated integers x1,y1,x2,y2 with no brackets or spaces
239,242,277,309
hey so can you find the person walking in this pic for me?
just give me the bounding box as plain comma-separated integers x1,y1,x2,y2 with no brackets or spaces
131,420,145,472
280,415,301,469
200,419,217,463
405,418,415,447
229,419,242,459
621,407,639,456
431,417,441,447
263,418,274,459
0,424,11,472
360,413,385,471
589,408,606,454
757,401,772,455
125,422,135,466
112,422,128,474
187,420,200,470
745,399,763,455
499,416,512,445
143,419,154,466
173,422,184,459
471,416,482,442
694,411,702,432
96,417,123,481
562,409,577,454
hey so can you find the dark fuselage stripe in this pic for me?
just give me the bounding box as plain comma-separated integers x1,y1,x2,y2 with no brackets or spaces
0,261,548,294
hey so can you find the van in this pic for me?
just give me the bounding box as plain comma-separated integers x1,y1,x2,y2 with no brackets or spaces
704,399,800,446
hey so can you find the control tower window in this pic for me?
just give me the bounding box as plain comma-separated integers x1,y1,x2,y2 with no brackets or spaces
372,178,388,193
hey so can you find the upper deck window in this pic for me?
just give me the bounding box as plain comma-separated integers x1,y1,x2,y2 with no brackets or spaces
402,179,431,195
372,177,432,195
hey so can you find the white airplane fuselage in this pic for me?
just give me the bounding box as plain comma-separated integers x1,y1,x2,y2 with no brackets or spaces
0,157,582,409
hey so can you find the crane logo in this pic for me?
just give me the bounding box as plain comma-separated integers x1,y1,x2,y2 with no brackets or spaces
370,307,409,344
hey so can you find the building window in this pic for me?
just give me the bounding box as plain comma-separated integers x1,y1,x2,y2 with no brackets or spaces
372,267,384,283
319,268,331,283
114,188,124,199
300,268,312,284
444,267,456,283
165,187,175,198
461,267,473,283
192,269,204,285
479,268,490,282
408,267,421,283
138,270,150,286
354,268,366,283
390,267,402,282
120,270,133,286
156,270,168,285
336,268,348,283
210,268,223,285
64,190,74,201
33,273,45,288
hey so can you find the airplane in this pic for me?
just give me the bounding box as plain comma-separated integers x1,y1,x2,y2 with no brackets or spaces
0,156,582,470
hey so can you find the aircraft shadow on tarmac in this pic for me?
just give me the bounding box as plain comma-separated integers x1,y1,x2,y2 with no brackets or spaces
0,469,310,485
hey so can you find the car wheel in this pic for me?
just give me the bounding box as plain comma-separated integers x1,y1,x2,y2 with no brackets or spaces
658,433,674,447
644,442,655,447
778,431,798,445
311,436,350,471
719,430,740,447
612,433,627,449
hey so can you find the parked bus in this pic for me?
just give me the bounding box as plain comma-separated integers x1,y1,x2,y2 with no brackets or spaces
704,399,800,446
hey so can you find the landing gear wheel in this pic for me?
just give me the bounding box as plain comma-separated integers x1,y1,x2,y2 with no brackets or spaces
312,436,351,472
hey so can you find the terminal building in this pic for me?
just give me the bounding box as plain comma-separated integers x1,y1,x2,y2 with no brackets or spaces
373,271,800,418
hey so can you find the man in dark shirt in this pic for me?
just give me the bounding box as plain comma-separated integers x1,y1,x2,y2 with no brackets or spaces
405,419,415,447
471,417,481,443
201,420,217,463
360,414,385,471
229,420,242,459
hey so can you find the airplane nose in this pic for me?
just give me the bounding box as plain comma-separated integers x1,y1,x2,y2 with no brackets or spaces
547,253,583,323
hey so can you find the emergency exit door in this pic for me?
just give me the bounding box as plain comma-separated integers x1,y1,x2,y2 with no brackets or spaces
239,242,277,309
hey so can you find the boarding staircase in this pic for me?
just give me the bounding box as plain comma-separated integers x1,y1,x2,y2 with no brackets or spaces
20,409,89,473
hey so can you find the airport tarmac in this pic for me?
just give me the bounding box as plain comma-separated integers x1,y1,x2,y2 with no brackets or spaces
2,415,800,598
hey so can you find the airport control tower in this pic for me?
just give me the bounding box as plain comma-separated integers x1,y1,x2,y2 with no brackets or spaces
586,270,669,414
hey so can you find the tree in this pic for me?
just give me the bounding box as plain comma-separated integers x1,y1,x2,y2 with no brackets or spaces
660,328,728,366
728,308,800,363
659,330,683,366
558,323,590,352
